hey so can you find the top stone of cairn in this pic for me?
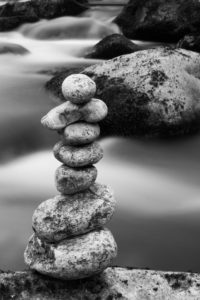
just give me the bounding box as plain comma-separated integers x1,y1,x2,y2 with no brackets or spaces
62,74,96,104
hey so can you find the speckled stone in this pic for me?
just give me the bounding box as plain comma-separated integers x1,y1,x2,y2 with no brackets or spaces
63,122,100,146
32,183,116,242
55,165,97,194
62,74,96,104
24,228,117,280
53,141,103,167
41,98,108,130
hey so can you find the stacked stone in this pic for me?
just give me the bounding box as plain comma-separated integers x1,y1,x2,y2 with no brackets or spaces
24,74,117,280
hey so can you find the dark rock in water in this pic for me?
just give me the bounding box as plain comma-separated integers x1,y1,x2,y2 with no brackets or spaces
177,35,200,53
0,0,88,31
0,42,29,55
46,48,200,137
114,0,200,43
85,34,142,59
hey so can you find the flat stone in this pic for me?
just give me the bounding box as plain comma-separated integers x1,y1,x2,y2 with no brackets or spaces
55,164,97,194
62,74,96,104
53,141,103,167
32,183,116,242
63,122,100,145
24,228,117,280
41,98,107,130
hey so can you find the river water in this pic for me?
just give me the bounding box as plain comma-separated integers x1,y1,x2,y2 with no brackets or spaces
0,5,200,273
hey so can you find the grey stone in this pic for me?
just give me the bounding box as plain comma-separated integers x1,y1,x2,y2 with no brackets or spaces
53,141,103,167
83,48,200,136
41,98,107,130
24,228,117,280
32,183,116,242
55,164,97,194
62,74,96,104
63,122,100,145
1,268,200,299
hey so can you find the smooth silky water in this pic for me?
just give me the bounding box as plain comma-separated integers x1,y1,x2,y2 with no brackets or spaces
0,4,200,272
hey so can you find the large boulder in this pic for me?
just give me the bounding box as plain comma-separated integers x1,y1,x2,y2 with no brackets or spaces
114,0,200,43
0,0,88,31
46,47,200,137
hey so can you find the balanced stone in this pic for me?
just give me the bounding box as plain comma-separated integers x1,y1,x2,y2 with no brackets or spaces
61,74,96,104
32,183,116,242
24,228,117,280
63,122,100,145
53,141,103,167
41,98,108,130
55,165,97,194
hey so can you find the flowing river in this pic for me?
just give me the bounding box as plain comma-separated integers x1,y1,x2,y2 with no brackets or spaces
1,5,200,272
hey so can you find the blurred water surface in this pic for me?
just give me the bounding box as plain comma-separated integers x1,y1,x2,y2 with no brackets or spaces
0,5,200,272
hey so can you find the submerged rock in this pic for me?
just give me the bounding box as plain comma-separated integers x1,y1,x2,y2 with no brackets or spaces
0,42,29,55
114,0,200,43
24,229,117,280
0,0,88,31
85,33,142,59
20,16,120,40
32,183,115,242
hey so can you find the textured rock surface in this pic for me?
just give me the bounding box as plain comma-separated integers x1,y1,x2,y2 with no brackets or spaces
1,267,200,299
82,48,200,137
41,98,107,130
53,141,103,167
63,122,100,145
114,0,200,43
24,229,117,280
46,47,200,136
55,164,97,194
32,183,115,242
62,74,96,104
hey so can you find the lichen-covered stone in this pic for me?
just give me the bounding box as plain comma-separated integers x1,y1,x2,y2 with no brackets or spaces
62,74,96,104
63,122,100,145
55,164,97,194
24,228,117,280
53,141,103,167
41,98,107,130
32,183,115,242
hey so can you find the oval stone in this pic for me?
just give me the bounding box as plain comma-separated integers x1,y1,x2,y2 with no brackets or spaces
62,74,96,104
41,98,107,130
53,141,103,167
63,122,100,145
32,183,116,242
24,228,117,280
55,164,97,194
82,98,108,123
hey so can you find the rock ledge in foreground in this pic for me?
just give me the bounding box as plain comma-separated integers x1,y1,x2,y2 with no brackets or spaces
0,267,200,299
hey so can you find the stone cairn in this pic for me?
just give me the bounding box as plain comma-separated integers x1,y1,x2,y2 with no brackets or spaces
24,74,117,280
